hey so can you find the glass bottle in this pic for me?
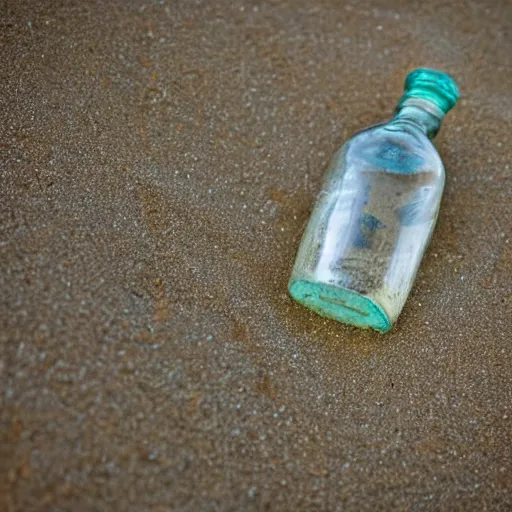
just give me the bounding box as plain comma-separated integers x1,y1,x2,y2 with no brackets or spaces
288,68,460,332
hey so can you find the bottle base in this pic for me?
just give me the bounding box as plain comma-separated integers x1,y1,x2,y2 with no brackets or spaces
288,279,391,333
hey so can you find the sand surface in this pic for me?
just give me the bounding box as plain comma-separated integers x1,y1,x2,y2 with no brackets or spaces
1,1,511,510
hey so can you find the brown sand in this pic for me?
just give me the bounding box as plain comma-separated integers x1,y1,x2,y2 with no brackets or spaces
1,1,511,510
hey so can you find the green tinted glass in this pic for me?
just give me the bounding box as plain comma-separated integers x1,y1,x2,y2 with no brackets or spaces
398,68,460,114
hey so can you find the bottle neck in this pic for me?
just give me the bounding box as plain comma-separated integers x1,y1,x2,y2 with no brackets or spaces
393,98,444,139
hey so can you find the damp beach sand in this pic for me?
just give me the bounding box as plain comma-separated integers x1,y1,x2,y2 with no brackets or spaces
1,1,511,510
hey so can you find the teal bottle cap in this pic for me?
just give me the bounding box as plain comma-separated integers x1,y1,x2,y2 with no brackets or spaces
398,68,460,115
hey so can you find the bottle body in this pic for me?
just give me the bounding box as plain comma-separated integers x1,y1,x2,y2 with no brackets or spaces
289,120,445,332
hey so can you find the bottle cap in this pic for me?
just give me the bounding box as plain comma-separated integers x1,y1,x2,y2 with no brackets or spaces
398,68,460,115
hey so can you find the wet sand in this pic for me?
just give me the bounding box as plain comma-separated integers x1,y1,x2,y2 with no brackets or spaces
1,1,511,510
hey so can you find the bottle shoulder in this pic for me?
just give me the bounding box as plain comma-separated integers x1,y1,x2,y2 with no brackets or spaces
343,122,444,176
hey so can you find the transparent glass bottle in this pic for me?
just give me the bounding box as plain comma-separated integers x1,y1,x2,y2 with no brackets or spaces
289,68,460,332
